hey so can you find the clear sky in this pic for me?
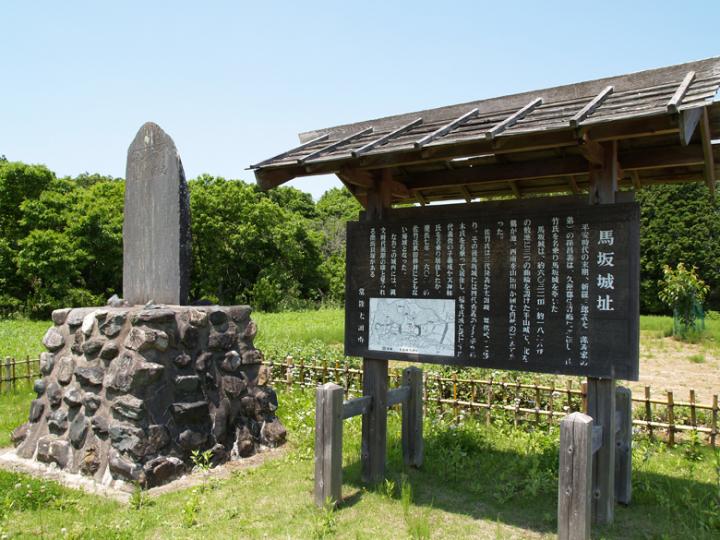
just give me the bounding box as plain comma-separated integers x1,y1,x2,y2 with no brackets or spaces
1,1,718,199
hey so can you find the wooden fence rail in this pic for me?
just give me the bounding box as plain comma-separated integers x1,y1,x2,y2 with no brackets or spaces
2,355,718,445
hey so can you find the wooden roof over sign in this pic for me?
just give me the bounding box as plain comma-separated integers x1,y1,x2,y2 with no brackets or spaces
251,57,720,205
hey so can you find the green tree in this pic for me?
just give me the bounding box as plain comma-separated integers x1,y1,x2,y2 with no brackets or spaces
658,263,710,337
265,185,317,219
637,183,720,313
0,161,55,242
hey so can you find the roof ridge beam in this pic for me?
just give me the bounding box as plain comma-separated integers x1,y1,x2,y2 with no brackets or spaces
570,86,614,128
251,133,329,168
297,127,373,164
414,108,479,149
353,118,423,157
667,71,696,113
485,97,543,139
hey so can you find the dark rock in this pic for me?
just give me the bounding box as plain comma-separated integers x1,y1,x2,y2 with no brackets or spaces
11,422,30,446
178,429,207,451
208,329,236,351
261,418,287,447
147,424,170,453
47,382,63,407
52,308,72,326
56,356,75,385
40,352,55,376
212,398,230,444
91,415,109,435
42,327,65,351
83,393,102,414
172,401,209,422
82,337,106,356
228,306,251,324
36,436,54,463
241,349,262,365
63,385,84,408
81,446,101,475
243,320,257,339
131,308,177,325
134,361,165,386
69,413,89,447
208,308,228,326
104,353,135,391
75,366,105,387
210,443,227,466
240,396,256,416
173,352,192,368
221,375,247,399
175,374,200,393
29,399,45,422
99,341,119,360
108,449,144,483
33,378,46,396
67,308,94,328
99,312,127,338
109,422,147,458
195,352,213,371
71,329,84,355
234,426,254,457
47,409,68,433
37,437,72,468
112,395,145,421
179,323,199,348
124,326,168,352
144,456,184,486
220,351,241,372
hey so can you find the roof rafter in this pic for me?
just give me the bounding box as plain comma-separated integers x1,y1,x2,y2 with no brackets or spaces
297,127,373,164
250,133,329,168
667,71,696,113
570,86,614,127
353,118,422,157
414,108,479,149
485,97,543,139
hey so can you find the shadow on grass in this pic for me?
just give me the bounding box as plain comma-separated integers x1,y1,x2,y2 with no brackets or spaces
340,423,720,539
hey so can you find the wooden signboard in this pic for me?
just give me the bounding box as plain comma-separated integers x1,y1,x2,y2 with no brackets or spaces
345,197,640,380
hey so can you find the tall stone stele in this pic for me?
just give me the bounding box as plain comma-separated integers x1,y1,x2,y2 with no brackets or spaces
123,122,191,305
11,123,286,489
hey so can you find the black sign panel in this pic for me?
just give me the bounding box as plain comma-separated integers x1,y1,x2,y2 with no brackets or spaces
345,197,639,380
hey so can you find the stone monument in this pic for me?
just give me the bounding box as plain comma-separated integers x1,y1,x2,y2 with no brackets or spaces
10,123,285,488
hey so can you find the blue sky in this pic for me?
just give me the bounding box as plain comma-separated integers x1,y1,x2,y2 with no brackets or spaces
1,1,718,199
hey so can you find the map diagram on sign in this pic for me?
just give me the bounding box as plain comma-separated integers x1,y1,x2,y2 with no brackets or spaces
368,298,456,357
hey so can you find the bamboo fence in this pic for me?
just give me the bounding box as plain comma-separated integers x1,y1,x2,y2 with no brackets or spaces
2,355,717,446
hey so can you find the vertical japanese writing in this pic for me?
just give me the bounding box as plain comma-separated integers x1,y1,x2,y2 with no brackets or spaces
565,216,575,365
596,229,616,312
457,223,466,353
508,219,517,362
446,223,454,297
400,225,409,278
389,230,398,297
434,224,442,291
522,219,532,363
469,222,479,359
482,227,491,360
423,224,431,296
357,287,366,344
379,227,387,296
551,217,560,313
579,223,590,366
411,225,420,296
369,227,376,279
536,224,546,357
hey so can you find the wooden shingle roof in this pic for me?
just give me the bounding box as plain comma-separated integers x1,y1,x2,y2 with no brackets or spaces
252,57,720,204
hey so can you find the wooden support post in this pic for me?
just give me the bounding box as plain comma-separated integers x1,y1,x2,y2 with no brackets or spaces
558,412,594,540
402,366,424,468
615,386,632,505
4,357,11,393
587,378,616,524
361,357,388,485
314,383,344,507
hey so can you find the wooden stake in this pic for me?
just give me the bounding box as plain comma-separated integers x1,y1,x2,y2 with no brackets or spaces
558,412,594,540
361,357,388,485
401,367,424,468
615,387,632,505
314,383,344,507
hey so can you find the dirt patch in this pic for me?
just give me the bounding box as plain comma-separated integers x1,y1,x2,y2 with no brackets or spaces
630,337,719,402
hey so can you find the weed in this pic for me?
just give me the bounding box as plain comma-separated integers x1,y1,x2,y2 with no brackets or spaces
181,489,200,528
689,353,706,363
311,498,337,539
381,478,396,499
190,449,213,473
128,483,151,510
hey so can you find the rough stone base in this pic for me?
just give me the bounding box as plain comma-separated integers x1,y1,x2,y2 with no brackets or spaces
11,304,286,488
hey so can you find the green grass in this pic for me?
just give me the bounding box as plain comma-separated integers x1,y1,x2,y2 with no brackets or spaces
1,385,719,538
0,319,51,359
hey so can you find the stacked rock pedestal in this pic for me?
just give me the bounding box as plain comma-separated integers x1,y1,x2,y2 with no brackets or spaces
12,304,285,487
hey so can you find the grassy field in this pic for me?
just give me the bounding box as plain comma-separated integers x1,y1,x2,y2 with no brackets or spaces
1,309,720,538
